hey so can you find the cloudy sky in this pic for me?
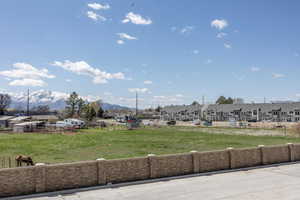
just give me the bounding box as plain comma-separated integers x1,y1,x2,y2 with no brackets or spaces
0,0,300,108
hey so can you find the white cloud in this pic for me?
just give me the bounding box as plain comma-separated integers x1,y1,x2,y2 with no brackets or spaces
294,52,299,57
0,63,55,87
211,19,228,30
175,94,183,98
143,80,153,85
193,50,199,54
9,79,46,87
217,32,227,38
224,43,232,49
272,73,285,79
251,67,261,72
87,3,110,10
65,79,72,82
180,26,194,34
117,33,137,40
122,12,152,25
117,40,124,45
86,11,106,21
52,60,125,84
128,88,150,93
0,63,55,79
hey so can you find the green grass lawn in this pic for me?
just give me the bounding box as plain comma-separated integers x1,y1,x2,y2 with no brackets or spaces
1,126,300,164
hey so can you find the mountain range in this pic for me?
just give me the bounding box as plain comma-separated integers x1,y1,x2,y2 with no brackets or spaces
6,90,131,111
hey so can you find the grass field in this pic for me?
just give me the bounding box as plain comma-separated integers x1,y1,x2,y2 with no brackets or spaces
1,126,300,164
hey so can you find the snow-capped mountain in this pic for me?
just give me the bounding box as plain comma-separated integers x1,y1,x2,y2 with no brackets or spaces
6,90,130,111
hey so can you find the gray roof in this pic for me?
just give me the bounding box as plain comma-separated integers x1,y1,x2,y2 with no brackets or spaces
162,104,203,113
15,121,44,126
206,102,300,113
0,116,15,121
162,102,300,113
31,115,59,120
9,116,31,121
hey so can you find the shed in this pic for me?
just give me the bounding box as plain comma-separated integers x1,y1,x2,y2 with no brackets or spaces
8,116,31,128
13,121,44,133
31,115,59,123
0,116,15,128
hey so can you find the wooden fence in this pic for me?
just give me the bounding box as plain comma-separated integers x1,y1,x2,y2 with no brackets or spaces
0,157,18,169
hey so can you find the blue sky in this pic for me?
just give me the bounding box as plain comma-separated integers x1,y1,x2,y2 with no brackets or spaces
0,0,300,107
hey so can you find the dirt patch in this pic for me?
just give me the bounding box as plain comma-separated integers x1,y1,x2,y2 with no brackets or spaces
62,132,79,135
177,127,289,136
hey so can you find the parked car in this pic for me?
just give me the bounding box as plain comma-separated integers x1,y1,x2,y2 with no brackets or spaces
56,118,85,128
202,121,212,126
167,120,176,125
193,120,201,125
55,121,71,128
115,116,126,123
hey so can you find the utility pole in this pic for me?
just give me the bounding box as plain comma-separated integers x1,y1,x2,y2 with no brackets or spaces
202,96,205,105
27,89,30,116
136,91,138,117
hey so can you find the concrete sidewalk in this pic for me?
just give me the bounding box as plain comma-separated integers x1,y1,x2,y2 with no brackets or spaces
10,163,300,200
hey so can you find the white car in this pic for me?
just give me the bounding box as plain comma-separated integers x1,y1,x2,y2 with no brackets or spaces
55,121,71,128
56,119,85,128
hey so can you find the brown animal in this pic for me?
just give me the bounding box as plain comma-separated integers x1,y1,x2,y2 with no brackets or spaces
15,155,34,167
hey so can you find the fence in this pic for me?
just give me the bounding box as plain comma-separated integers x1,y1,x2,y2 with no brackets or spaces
0,157,18,169
1,143,300,197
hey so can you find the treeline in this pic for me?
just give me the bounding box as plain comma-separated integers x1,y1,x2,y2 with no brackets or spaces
0,94,11,115
0,92,105,121
64,92,104,121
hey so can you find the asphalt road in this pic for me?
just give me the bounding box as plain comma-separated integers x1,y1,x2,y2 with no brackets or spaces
12,163,300,200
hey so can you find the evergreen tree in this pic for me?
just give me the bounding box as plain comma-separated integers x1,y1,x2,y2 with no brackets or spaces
65,92,79,117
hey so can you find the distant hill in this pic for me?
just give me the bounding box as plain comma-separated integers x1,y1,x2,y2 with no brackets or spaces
8,90,131,111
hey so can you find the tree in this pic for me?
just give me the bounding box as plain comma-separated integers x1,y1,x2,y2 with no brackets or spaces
0,94,11,115
65,92,79,117
89,100,105,118
155,106,162,112
216,96,234,104
77,98,86,117
191,101,199,105
97,106,104,118
227,97,234,104
84,104,97,121
216,96,227,104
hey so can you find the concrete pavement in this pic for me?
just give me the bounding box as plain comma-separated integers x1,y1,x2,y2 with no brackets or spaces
9,163,300,200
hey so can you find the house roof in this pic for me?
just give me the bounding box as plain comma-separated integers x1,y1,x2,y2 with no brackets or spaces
162,102,300,113
9,116,31,121
0,116,15,121
31,115,59,120
14,121,43,126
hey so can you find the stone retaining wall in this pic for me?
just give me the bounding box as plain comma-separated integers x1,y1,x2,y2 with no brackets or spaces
0,143,299,197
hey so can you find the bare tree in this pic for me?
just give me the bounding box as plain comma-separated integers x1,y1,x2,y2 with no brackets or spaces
0,94,11,115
